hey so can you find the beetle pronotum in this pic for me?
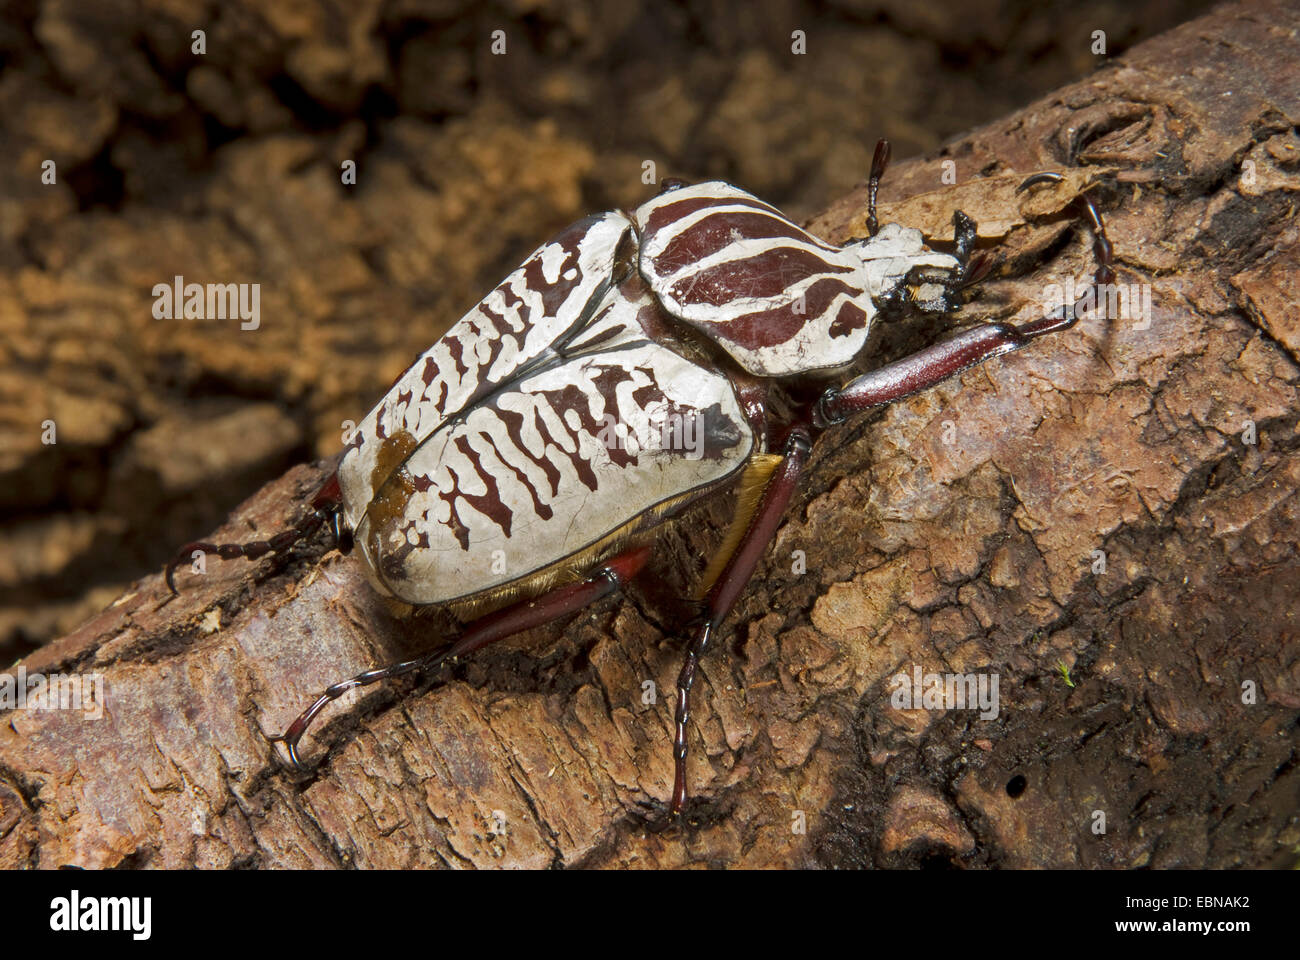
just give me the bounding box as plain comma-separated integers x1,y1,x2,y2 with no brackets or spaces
166,140,1112,817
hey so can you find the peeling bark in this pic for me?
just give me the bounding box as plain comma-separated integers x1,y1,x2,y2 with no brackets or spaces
2,0,1299,869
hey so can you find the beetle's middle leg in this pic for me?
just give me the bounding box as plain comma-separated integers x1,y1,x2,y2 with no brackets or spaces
267,545,652,767
671,427,812,816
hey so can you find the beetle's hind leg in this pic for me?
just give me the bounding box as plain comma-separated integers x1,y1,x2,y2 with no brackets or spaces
163,472,351,595
267,545,652,768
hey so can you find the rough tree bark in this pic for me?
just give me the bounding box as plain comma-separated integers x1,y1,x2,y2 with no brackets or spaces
2,0,1298,869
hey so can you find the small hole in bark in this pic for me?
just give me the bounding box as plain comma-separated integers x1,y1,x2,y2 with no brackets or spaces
1005,774,1028,798
918,851,956,870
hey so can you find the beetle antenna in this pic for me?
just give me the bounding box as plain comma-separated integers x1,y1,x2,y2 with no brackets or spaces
164,474,349,595
866,138,891,237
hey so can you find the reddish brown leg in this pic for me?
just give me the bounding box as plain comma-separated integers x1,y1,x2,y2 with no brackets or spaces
268,545,652,767
672,428,812,816
164,473,350,594
814,321,1056,426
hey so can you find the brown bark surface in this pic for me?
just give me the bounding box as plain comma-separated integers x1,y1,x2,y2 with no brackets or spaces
3,0,1299,868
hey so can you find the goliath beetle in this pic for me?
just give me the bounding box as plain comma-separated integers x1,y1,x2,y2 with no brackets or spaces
166,140,1112,817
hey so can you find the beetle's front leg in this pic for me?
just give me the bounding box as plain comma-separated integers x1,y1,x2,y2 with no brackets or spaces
817,173,1114,426
870,211,985,319
813,318,1059,426
672,428,813,816
816,277,1105,427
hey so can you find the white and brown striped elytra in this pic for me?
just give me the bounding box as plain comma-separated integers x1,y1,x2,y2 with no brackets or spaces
345,272,754,606
337,210,629,541
170,142,1116,819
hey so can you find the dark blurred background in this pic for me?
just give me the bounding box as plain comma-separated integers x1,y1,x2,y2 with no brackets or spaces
0,0,1215,661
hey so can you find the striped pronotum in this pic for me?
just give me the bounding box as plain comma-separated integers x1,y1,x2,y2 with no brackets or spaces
634,181,959,378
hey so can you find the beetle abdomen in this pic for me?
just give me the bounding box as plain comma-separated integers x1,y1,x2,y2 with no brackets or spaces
635,181,878,378
351,283,753,606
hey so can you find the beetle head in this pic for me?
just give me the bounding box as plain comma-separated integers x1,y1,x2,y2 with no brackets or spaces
849,222,962,306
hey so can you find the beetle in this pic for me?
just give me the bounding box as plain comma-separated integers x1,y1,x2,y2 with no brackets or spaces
166,140,1113,817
